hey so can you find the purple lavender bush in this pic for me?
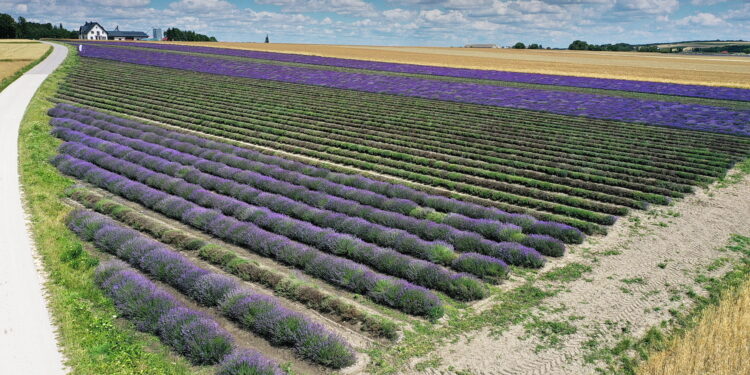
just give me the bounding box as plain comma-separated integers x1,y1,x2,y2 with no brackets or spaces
74,45,750,136
50,103,583,244
82,41,750,102
452,253,509,281
158,307,234,365
94,261,234,365
53,117,558,262
57,140,487,301
71,210,356,368
217,349,284,375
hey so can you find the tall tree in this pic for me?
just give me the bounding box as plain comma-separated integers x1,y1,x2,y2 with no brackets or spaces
0,13,17,38
512,42,526,49
568,40,589,50
265,34,269,43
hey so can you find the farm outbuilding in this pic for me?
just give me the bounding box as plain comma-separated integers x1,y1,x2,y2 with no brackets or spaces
78,22,148,41
464,44,498,48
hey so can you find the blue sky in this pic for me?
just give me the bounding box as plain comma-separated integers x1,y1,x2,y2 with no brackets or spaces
1,0,749,47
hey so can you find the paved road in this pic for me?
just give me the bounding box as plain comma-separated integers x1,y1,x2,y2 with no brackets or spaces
0,41,68,374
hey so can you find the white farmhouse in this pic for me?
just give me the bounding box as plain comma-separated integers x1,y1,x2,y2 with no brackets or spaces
78,22,149,41
79,22,108,40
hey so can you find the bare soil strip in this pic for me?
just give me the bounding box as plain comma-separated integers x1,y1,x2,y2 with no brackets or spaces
405,170,750,374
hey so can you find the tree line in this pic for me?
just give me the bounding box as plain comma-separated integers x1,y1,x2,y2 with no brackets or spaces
164,28,217,42
0,13,77,39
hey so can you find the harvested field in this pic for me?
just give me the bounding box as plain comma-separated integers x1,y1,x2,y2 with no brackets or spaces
0,60,33,80
130,41,750,88
0,41,50,82
0,41,50,60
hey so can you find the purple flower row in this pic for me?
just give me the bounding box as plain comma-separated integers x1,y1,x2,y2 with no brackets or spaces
93,260,281,374
83,41,750,102
56,138,491,299
70,210,355,368
53,153,445,319
51,115,556,264
50,104,583,243
76,44,750,136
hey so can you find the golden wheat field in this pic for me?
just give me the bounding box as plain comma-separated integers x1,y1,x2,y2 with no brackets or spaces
142,41,750,89
638,280,750,375
0,40,50,81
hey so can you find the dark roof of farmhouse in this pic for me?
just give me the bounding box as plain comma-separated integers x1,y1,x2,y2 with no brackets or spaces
108,30,149,37
79,22,104,34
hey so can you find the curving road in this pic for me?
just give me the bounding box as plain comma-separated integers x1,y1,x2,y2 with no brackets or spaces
0,41,68,374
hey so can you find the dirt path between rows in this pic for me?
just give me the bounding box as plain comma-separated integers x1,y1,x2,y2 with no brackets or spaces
408,171,750,374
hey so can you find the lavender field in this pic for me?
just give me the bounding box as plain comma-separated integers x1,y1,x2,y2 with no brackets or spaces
44,41,750,374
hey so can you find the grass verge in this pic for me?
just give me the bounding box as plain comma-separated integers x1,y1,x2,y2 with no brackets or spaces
18,42,202,374
0,43,51,92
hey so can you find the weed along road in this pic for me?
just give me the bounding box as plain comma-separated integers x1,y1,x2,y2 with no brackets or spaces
0,41,67,374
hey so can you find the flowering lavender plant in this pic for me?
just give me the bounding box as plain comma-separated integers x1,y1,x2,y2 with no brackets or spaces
75,44,750,136
80,41,750,102
73,210,356,368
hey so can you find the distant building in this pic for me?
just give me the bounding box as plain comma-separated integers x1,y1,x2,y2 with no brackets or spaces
464,44,498,48
78,22,148,41
153,28,163,40
108,26,148,41
79,22,107,40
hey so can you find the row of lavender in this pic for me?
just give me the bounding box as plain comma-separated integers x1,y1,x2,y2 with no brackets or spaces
70,209,355,369
95,261,283,375
50,103,579,240
51,103,578,253
81,41,750,102
50,104,577,314
51,111,564,261
75,43,750,136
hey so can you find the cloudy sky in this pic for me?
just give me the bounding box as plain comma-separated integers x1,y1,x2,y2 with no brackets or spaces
1,0,748,47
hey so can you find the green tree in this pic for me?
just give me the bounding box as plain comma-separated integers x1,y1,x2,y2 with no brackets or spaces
528,43,541,49
512,42,526,49
265,34,269,43
165,27,216,42
568,40,589,50
0,13,17,38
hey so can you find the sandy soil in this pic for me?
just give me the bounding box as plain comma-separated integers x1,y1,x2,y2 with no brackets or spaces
122,41,750,88
404,170,750,374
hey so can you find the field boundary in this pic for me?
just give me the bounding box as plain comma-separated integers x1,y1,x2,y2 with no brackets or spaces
16,42,203,375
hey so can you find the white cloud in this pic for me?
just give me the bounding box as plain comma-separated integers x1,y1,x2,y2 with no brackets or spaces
168,0,232,12
382,8,416,21
419,9,468,24
675,12,726,26
613,0,679,15
255,0,377,16
726,3,750,21
690,0,726,5
95,0,149,7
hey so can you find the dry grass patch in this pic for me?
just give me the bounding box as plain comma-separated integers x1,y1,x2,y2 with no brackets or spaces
0,60,33,81
0,41,49,60
0,42,50,82
638,280,750,375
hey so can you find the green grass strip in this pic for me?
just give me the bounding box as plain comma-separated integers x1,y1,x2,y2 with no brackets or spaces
18,43,203,375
